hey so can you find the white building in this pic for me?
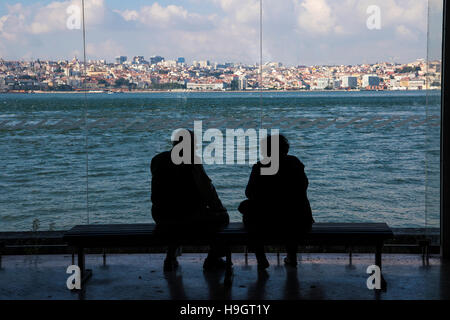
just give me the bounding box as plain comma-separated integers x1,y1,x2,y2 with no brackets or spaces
314,78,330,90
266,62,282,68
198,60,210,68
67,77,82,88
332,79,342,89
408,79,425,90
341,76,358,89
187,82,225,90
115,56,127,64
238,76,247,90
161,60,177,68
362,75,380,88
389,79,400,90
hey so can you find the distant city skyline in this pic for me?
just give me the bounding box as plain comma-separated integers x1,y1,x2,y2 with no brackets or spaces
0,0,443,65
0,55,435,67
1,55,440,93
0,55,441,68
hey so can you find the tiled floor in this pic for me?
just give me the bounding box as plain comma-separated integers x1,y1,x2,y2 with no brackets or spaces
0,253,449,300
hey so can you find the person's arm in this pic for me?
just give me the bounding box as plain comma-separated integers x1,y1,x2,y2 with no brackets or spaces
294,158,314,224
150,158,159,204
150,154,168,206
299,166,308,193
150,156,165,223
192,165,227,212
245,163,260,200
207,183,227,212
291,157,308,193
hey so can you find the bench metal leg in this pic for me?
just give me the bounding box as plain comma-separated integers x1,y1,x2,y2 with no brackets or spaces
225,249,232,267
77,247,92,287
419,239,430,265
103,249,106,266
244,246,248,265
375,244,387,291
0,243,3,269
224,249,233,288
349,246,353,265
375,244,382,269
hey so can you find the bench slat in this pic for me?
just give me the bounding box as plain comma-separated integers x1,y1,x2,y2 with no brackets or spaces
64,222,393,248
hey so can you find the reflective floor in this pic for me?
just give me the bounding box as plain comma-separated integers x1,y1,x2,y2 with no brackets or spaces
0,253,449,300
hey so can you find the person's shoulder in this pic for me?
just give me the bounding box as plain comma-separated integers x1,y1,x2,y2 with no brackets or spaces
152,151,171,162
151,151,171,170
246,161,262,175
285,155,305,168
252,161,263,170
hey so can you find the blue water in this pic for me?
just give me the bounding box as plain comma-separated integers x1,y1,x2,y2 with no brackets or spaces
0,91,441,231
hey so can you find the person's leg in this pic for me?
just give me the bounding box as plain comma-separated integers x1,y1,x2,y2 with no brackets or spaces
284,243,298,267
166,245,178,259
203,224,231,270
244,216,269,270
201,210,232,270
156,222,181,272
164,245,180,271
204,243,229,270
254,244,269,269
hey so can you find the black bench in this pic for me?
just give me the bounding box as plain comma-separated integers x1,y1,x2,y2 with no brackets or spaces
63,222,393,288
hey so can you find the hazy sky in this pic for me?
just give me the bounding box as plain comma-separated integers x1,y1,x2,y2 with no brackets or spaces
0,0,443,65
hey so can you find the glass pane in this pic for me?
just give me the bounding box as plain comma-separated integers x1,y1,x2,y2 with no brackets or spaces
425,0,442,237
83,1,261,224
261,0,433,229
1,0,440,233
0,0,87,231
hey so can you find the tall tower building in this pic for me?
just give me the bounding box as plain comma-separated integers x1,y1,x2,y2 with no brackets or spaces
115,56,127,64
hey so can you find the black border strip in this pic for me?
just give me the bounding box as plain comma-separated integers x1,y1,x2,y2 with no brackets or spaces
441,0,450,258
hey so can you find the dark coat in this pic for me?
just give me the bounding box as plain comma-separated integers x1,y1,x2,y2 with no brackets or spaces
151,151,229,229
240,154,314,235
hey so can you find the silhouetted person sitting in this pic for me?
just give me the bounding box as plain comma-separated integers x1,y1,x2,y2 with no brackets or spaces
239,134,314,269
151,129,230,271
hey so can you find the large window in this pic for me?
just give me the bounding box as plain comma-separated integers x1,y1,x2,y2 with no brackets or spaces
0,0,443,233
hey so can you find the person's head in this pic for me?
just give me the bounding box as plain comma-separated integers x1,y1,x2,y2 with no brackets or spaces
172,129,196,148
259,134,289,176
261,134,289,157
171,129,200,164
